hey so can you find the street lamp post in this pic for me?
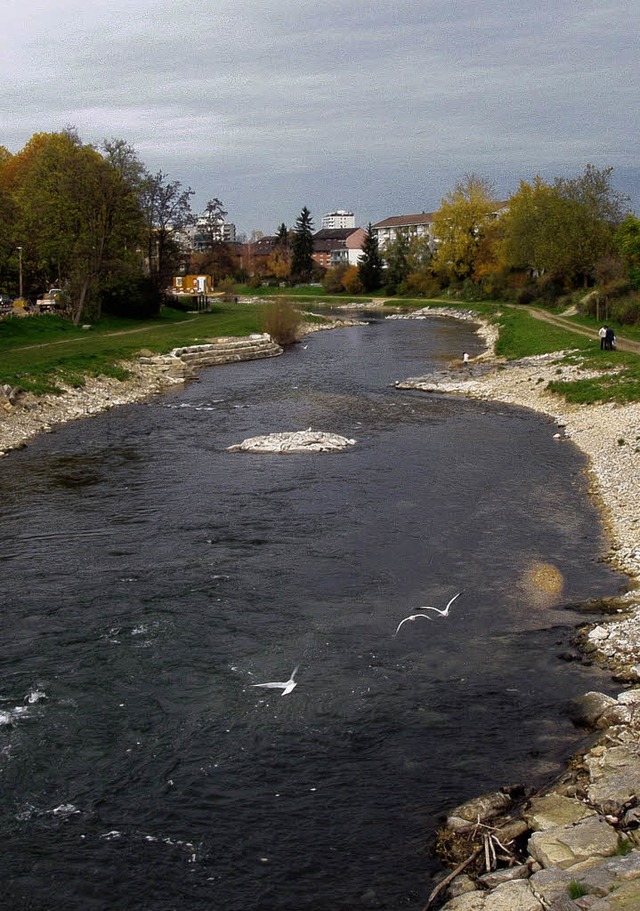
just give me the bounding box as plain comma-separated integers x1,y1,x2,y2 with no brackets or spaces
17,246,23,299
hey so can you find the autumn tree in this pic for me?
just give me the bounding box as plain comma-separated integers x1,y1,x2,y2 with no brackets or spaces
0,147,18,291
358,223,384,292
291,207,314,282
7,130,150,322
614,215,640,269
502,166,629,288
267,246,292,282
432,175,500,281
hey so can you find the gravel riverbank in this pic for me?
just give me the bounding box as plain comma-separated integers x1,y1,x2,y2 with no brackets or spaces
393,308,640,911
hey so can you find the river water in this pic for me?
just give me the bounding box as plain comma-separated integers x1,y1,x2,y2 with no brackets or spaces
0,315,627,910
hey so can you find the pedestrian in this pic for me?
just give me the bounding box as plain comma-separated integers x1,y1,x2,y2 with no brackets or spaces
599,325,607,350
605,326,615,350
462,352,470,366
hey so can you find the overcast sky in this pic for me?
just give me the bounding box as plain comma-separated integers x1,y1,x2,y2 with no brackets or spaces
1,0,637,235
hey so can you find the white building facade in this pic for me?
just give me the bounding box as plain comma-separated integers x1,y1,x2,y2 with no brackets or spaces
321,210,356,230
371,213,436,251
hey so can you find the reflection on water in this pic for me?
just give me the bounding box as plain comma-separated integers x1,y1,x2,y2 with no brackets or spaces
0,316,627,910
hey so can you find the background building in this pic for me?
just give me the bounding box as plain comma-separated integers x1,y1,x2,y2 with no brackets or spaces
321,210,356,229
312,227,365,269
371,212,436,251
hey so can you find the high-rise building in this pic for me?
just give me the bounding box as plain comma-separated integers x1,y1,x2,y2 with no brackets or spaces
321,210,355,229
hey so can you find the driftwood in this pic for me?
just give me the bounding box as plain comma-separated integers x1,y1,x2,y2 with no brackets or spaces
421,844,483,910
423,821,523,910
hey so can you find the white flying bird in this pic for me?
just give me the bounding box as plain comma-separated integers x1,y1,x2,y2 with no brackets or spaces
393,614,434,637
251,666,299,696
417,592,462,618
394,592,463,636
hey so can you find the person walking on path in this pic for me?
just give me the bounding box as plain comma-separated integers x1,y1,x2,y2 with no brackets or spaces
605,326,615,350
599,325,608,350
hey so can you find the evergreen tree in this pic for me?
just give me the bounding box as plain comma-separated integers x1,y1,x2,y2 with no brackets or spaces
291,207,314,281
276,222,289,248
384,229,410,293
358,223,383,291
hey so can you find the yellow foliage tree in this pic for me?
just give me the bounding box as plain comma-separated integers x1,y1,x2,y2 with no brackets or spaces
432,174,501,280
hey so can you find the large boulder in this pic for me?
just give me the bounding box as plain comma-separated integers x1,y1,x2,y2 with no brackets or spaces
524,793,597,831
528,816,620,869
585,744,640,816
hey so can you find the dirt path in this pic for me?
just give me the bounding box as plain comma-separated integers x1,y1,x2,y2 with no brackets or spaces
507,304,640,355
10,317,198,352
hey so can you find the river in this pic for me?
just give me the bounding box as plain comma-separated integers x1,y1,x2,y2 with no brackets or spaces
0,314,627,910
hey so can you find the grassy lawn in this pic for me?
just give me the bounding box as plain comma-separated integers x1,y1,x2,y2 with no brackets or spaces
493,308,594,359
0,305,266,393
2,296,639,404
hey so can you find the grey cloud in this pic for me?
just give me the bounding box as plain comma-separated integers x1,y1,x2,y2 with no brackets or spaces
1,0,638,232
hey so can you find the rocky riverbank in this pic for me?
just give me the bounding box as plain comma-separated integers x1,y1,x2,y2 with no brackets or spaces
393,308,640,911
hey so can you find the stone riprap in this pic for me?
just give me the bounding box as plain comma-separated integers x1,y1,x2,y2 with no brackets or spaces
393,309,640,911
227,429,357,453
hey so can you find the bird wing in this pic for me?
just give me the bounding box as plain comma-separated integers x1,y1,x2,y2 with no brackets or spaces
251,682,285,689
394,614,432,636
445,592,462,611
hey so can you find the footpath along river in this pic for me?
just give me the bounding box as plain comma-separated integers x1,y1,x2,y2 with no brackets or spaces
0,314,628,910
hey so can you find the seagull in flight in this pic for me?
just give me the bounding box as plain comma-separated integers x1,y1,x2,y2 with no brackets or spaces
393,614,434,637
417,592,462,618
251,666,299,696
393,593,463,636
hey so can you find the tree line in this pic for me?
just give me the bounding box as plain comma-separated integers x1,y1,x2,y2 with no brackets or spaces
2,131,639,324
0,130,208,323
322,168,640,322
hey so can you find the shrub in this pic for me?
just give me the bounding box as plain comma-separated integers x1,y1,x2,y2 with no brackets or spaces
261,299,302,345
342,265,364,294
536,273,566,303
217,277,237,302
322,264,349,294
516,284,538,305
609,294,640,325
399,272,441,298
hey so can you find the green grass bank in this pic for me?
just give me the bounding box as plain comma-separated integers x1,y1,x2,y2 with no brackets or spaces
1,296,639,404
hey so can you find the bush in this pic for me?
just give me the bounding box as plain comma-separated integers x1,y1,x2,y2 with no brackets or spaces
609,293,640,325
322,264,349,294
261,299,302,345
217,277,237,302
516,284,538,305
342,266,364,294
399,272,441,298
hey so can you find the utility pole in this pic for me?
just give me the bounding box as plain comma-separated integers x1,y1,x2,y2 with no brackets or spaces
17,246,23,298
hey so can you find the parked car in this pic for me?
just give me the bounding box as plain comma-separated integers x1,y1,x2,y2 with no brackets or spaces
36,288,63,313
0,293,14,313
